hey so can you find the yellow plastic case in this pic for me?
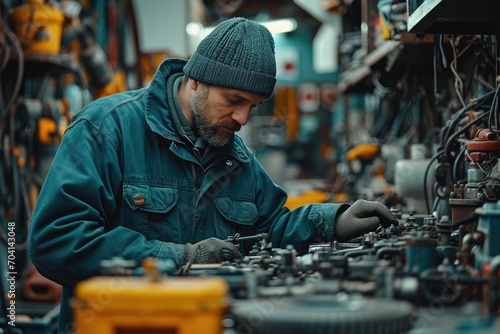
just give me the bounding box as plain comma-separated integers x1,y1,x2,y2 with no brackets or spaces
72,276,228,334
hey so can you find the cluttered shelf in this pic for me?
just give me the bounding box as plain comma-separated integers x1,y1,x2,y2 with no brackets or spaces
407,0,500,35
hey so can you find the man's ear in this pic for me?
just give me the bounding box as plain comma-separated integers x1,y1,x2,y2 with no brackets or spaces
189,78,199,91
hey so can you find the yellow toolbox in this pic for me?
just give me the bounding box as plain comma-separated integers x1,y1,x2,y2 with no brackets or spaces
72,275,229,334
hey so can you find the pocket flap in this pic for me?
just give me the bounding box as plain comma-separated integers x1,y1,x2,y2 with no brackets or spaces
123,184,177,213
213,198,258,225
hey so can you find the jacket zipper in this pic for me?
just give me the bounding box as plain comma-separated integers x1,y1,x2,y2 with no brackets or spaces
191,163,200,241
191,163,200,198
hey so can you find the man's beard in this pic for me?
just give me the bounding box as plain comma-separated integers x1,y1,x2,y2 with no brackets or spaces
190,86,241,147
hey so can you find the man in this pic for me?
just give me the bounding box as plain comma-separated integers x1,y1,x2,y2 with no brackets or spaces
28,17,398,332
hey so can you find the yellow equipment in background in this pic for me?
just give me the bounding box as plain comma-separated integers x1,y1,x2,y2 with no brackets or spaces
9,0,65,54
285,189,329,210
72,275,229,334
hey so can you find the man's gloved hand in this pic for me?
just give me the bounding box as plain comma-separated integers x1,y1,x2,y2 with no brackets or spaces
334,199,399,242
184,237,243,264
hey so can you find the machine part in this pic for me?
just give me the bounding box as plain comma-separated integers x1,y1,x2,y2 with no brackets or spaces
16,98,66,140
466,129,500,153
189,268,253,300
475,202,500,270
450,129,500,225
9,0,64,54
390,205,403,219
487,255,500,313
403,212,420,232
308,242,333,253
62,82,91,117
421,215,438,238
418,268,488,305
467,165,484,188
15,98,69,180
406,232,437,273
93,69,127,98
458,232,482,268
449,182,493,232
436,215,457,264
449,173,495,203
80,43,114,89
232,295,414,334
62,18,114,90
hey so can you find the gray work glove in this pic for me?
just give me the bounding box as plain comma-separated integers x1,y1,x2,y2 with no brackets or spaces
184,237,243,264
334,199,399,242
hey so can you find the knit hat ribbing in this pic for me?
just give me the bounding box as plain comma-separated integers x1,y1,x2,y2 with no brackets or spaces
183,17,277,99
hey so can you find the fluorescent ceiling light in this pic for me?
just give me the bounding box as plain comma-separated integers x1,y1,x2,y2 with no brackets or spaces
186,18,297,38
186,22,203,36
261,19,297,34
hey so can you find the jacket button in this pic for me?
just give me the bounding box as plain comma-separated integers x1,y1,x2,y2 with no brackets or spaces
226,160,233,166
133,194,145,206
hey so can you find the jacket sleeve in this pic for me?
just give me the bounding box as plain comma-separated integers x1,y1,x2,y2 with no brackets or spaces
28,118,185,288
250,154,348,254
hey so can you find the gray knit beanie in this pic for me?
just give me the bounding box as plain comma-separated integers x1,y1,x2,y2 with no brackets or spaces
183,17,277,99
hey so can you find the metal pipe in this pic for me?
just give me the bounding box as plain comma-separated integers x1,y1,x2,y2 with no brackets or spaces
488,255,500,313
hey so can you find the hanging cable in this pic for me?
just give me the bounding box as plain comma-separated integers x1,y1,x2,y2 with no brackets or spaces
452,146,467,184
444,111,490,161
464,150,489,175
488,84,500,132
449,37,472,109
0,18,24,123
423,150,443,215
443,89,495,147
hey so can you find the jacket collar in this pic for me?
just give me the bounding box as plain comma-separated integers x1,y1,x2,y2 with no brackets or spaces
145,58,251,164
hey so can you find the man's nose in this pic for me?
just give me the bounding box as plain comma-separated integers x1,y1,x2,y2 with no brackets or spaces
231,107,252,126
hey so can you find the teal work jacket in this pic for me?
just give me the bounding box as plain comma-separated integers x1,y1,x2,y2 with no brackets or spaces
28,58,344,332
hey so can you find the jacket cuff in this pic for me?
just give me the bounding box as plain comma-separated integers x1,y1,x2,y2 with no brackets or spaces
155,242,186,268
308,203,350,242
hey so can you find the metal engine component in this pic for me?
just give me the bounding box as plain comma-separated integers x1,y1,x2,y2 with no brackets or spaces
232,295,414,334
450,129,500,224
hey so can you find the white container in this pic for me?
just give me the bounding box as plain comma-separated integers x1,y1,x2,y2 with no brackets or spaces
394,144,434,213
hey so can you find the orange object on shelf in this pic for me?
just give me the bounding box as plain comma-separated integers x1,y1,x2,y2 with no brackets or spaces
346,143,381,162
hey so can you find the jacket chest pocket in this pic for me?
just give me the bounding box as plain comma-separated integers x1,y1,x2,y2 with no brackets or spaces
212,197,258,240
122,184,179,241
